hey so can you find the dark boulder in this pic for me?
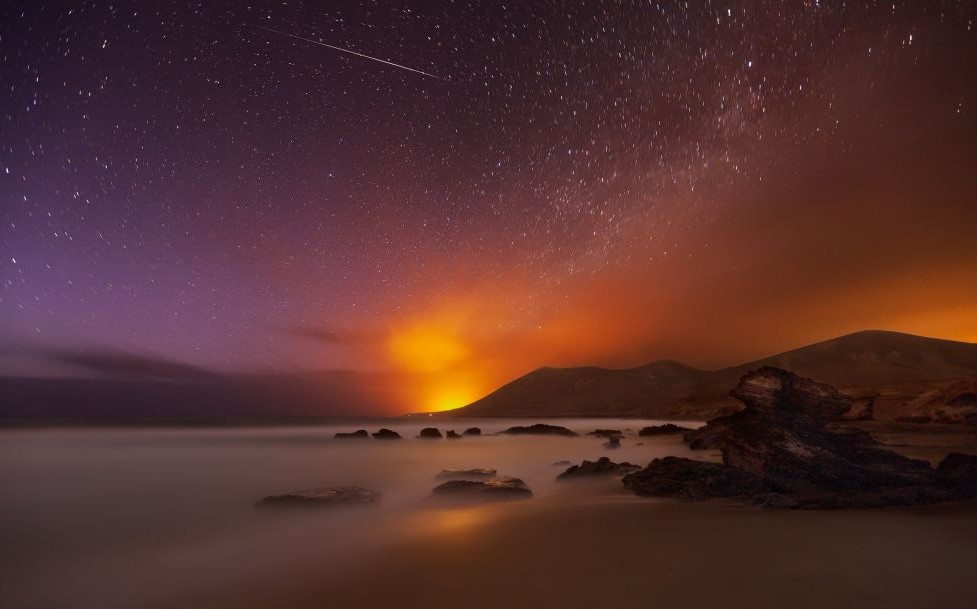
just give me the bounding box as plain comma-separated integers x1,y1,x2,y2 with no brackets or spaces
372,428,402,440
418,427,443,439
638,423,693,436
435,468,498,479
446,430,462,439
623,456,770,501
629,367,977,508
462,427,482,436
334,429,369,440
431,477,533,502
558,456,640,480
602,436,621,449
256,486,380,508
500,423,577,436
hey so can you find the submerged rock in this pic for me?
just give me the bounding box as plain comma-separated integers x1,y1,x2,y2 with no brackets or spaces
462,427,482,436
602,436,622,449
334,430,369,440
628,367,977,508
256,486,381,508
435,468,498,479
418,427,443,439
557,457,640,480
588,429,624,438
638,423,693,436
431,476,533,501
500,423,578,436
372,428,403,440
446,430,462,439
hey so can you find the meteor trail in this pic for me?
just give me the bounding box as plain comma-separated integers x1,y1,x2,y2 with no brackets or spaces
255,25,447,81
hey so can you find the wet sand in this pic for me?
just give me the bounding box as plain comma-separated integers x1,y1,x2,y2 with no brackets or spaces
211,492,977,609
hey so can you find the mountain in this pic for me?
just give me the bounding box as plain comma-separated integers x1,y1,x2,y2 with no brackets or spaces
442,331,977,419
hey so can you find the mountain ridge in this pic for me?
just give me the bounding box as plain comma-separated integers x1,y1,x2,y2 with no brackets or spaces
441,330,977,419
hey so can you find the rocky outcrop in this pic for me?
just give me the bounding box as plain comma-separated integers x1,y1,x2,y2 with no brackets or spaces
418,427,443,439
897,377,977,424
638,424,693,436
446,430,462,439
334,430,369,439
431,477,532,501
840,394,876,421
628,367,977,508
588,429,624,438
256,486,380,508
462,427,482,436
435,468,498,479
623,456,770,500
372,428,402,440
557,457,640,480
500,423,578,436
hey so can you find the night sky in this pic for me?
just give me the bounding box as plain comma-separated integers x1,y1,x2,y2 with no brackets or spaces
2,1,976,413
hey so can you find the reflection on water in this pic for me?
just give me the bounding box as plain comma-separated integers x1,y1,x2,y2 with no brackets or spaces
0,418,701,609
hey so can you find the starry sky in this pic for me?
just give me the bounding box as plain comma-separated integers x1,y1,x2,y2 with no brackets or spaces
2,1,976,413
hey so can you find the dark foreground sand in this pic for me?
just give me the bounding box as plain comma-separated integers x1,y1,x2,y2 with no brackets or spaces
210,493,977,609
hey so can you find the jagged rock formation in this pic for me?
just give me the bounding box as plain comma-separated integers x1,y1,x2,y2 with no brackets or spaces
256,486,380,508
626,367,977,508
556,457,640,480
897,377,977,424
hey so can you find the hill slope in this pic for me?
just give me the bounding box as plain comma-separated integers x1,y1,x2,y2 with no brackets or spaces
442,331,977,419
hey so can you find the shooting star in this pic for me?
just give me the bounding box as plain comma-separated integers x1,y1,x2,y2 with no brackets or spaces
255,24,447,81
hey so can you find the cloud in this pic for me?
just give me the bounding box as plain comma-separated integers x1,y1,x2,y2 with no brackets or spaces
1,344,220,381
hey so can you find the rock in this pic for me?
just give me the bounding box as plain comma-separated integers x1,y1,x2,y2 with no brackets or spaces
334,429,369,439
372,428,402,440
840,394,876,422
602,436,621,449
446,430,462,439
558,456,640,480
629,367,977,508
638,423,693,436
462,427,482,436
588,429,624,438
897,377,977,424
431,477,533,501
418,427,443,439
936,452,977,497
500,423,578,436
623,456,770,501
552,460,572,466
256,486,380,508
435,468,498,479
